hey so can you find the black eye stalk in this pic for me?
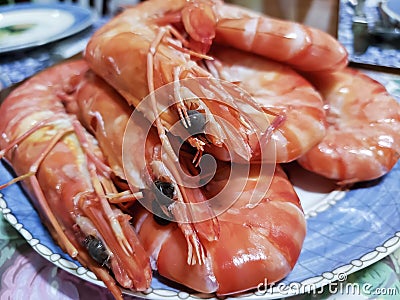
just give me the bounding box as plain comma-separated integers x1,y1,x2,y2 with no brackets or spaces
184,110,206,135
84,235,110,266
153,180,175,226
154,180,175,199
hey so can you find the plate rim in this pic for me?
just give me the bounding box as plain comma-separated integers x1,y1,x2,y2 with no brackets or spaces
0,3,94,54
1,177,400,300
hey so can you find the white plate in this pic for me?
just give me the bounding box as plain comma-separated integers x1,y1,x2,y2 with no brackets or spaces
0,3,93,54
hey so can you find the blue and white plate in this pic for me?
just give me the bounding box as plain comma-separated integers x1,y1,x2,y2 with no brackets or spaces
1,73,400,299
0,3,93,54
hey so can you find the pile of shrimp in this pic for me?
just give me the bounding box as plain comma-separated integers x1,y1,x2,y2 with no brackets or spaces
1,0,399,299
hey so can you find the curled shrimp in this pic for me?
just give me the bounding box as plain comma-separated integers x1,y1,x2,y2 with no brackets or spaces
84,0,345,166
132,162,306,295
214,1,348,72
203,45,326,163
0,60,152,300
298,68,400,184
72,70,221,266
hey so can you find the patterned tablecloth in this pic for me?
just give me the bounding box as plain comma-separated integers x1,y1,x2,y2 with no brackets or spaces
1,3,400,300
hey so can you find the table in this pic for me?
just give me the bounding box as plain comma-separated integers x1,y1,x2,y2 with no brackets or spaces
1,1,400,299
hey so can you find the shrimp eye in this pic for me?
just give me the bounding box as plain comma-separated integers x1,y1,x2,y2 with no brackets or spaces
83,235,109,266
154,180,175,201
185,110,206,135
153,180,174,225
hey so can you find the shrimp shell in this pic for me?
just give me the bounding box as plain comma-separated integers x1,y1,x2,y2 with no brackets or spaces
132,163,306,295
298,68,400,184
204,45,326,163
214,2,348,72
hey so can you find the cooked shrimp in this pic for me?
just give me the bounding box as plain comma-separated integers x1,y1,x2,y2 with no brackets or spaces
298,68,400,184
203,45,326,163
0,60,152,300
72,70,220,266
214,1,348,72
132,163,306,295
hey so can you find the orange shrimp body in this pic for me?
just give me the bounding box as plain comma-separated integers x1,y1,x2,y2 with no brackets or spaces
70,71,128,181
205,45,326,163
298,68,400,184
0,61,152,300
133,164,306,295
214,2,348,72
84,0,219,124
